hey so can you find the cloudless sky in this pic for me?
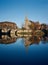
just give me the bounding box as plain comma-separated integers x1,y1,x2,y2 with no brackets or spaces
0,0,48,27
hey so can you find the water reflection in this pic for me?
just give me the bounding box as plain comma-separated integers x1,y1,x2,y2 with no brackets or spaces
0,34,48,46
23,36,41,47
0,35,17,44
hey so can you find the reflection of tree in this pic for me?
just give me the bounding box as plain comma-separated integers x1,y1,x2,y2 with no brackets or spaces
35,30,44,37
24,36,41,47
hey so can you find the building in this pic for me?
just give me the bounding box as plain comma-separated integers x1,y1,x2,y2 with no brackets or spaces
0,21,17,29
0,21,18,32
24,17,32,29
24,17,41,30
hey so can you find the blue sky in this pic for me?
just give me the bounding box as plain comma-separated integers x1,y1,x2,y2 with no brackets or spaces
0,0,48,27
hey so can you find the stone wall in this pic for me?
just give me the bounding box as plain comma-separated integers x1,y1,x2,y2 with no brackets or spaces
0,22,17,29
0,22,17,32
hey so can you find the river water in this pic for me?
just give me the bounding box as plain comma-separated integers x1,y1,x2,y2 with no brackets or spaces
0,37,48,65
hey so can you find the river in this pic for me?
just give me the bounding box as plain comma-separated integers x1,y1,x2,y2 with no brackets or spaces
0,37,48,65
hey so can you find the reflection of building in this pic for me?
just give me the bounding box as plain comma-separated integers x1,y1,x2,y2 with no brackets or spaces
24,37,32,47
0,35,17,44
24,36,41,47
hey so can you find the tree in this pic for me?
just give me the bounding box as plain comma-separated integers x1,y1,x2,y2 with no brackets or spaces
28,23,35,30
